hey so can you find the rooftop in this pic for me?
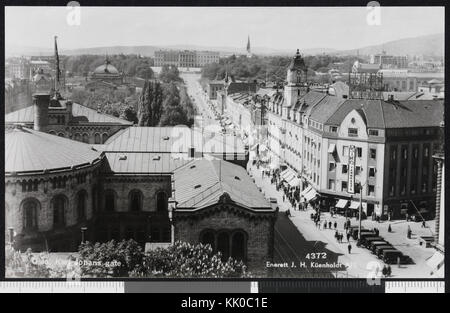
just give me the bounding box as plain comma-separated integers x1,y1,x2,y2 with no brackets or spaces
5,126,103,175
174,159,271,210
5,101,133,125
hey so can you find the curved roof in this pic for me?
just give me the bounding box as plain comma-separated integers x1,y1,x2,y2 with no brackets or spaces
5,126,103,175
93,60,119,75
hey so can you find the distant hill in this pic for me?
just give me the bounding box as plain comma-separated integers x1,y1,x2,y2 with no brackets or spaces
338,33,444,57
6,33,443,58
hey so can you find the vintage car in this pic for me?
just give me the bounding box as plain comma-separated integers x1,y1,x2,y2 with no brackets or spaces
381,249,411,264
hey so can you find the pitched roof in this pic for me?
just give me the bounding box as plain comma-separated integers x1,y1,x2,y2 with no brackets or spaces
325,99,385,129
309,95,347,124
102,126,246,154
381,100,443,128
174,159,271,210
5,102,133,125
104,152,190,174
5,126,103,175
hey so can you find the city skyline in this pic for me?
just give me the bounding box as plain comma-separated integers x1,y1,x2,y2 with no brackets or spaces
5,6,445,53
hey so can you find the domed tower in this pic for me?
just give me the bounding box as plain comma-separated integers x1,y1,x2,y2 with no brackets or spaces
284,49,308,107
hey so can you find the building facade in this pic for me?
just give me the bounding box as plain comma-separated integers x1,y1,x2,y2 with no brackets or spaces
154,49,219,68
265,50,444,219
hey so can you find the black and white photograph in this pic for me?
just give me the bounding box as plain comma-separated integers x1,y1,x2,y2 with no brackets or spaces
3,4,445,281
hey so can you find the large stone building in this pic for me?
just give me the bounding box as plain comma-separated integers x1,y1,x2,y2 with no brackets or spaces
265,50,444,220
370,51,408,69
154,49,220,68
5,93,133,144
5,121,275,275
85,58,135,94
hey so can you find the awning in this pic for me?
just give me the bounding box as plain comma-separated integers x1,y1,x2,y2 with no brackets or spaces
280,169,290,179
304,188,318,202
301,186,313,197
349,201,361,210
335,199,348,209
287,176,301,187
259,144,268,152
328,143,336,153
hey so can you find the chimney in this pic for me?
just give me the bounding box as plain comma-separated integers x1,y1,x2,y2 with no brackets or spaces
65,100,73,118
33,93,50,131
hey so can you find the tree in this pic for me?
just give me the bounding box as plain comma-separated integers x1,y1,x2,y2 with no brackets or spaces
137,80,163,126
133,241,250,278
159,65,182,83
120,105,138,123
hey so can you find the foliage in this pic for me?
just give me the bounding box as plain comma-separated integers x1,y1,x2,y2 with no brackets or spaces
64,54,154,79
159,65,183,83
78,240,144,278
132,241,251,278
5,246,79,279
137,80,164,126
201,54,364,84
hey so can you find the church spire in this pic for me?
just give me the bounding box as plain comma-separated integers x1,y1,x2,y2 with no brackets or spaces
54,35,60,92
246,35,251,54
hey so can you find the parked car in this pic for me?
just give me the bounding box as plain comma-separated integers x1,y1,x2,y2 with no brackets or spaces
369,241,390,251
381,249,410,264
360,236,384,248
373,244,394,255
353,230,376,240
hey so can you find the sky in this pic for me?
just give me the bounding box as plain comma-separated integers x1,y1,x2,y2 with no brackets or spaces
5,6,445,52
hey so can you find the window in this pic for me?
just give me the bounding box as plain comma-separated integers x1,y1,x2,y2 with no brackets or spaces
231,232,246,262
156,191,167,212
200,230,216,251
424,146,429,158
77,190,87,222
390,148,397,161
402,146,408,160
217,232,230,261
411,184,416,195
22,199,39,231
104,190,116,212
368,185,375,196
53,195,66,228
102,133,108,144
369,167,375,177
357,147,362,158
328,179,335,191
94,133,101,144
329,162,336,171
129,190,143,212
348,128,358,137
369,129,379,136
74,133,81,141
355,166,361,175
370,148,377,159
342,164,348,174
330,126,338,133
341,181,348,192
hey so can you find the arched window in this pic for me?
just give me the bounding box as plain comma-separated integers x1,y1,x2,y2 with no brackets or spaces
48,130,56,135
101,133,108,144
76,190,88,222
58,133,65,137
104,189,116,212
156,191,167,212
82,133,89,143
231,231,246,262
200,230,215,251
94,133,101,144
52,195,67,228
74,133,81,141
217,232,230,261
22,198,39,231
129,189,143,212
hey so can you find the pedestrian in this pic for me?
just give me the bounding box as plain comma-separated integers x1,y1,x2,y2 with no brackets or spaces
388,224,392,233
422,220,426,228
315,220,318,228
346,232,351,242
407,225,412,239
328,221,332,229
323,221,327,229
382,265,388,278
386,265,392,277
334,221,337,230
347,243,352,254
335,230,339,240
339,234,343,243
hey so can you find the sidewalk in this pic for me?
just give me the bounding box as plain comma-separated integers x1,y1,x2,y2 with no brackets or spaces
248,159,438,278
